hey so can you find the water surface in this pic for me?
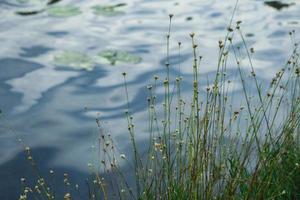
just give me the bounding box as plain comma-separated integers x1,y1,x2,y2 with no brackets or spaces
0,0,300,199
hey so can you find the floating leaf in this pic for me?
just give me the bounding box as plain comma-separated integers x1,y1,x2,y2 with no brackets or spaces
14,0,44,5
264,1,294,10
53,51,94,71
48,6,81,17
16,0,31,3
91,4,126,16
15,9,45,16
13,0,46,15
47,0,62,5
98,50,141,65
13,0,62,7
113,3,127,7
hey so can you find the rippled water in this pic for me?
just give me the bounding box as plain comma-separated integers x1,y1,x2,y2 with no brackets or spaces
0,0,300,199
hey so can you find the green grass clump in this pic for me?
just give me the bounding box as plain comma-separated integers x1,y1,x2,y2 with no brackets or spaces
18,14,300,200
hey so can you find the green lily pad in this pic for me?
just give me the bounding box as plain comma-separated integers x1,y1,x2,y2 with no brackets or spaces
14,0,62,6
16,0,30,3
48,6,81,17
14,0,45,15
91,4,126,16
47,0,63,6
15,0,44,5
16,9,45,16
53,51,94,71
98,50,142,65
14,0,61,16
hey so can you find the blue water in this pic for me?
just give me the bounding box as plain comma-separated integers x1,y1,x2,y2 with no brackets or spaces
0,0,300,199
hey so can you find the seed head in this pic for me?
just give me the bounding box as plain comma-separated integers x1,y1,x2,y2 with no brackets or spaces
218,40,224,48
64,193,71,200
227,27,233,32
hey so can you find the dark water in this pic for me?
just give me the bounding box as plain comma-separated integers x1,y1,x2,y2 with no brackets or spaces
0,0,300,199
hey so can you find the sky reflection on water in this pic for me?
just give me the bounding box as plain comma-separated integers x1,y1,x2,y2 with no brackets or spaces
0,0,300,199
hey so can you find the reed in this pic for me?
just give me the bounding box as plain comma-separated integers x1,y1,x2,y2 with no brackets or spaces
19,13,300,200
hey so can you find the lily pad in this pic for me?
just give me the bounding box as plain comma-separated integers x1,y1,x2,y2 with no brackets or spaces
47,0,62,5
91,4,126,16
48,6,81,17
14,0,44,5
14,0,63,16
15,9,45,16
53,51,94,71
264,1,294,10
16,0,32,3
98,50,142,65
14,0,46,15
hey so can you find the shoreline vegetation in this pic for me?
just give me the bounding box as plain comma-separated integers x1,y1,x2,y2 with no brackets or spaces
18,9,300,200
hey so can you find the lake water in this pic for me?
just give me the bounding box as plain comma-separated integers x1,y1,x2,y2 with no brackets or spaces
0,0,300,199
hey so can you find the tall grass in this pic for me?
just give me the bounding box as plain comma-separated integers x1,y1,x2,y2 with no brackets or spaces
19,14,300,200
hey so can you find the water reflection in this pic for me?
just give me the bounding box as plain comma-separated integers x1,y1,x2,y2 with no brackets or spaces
0,147,89,200
0,0,300,198
20,45,53,58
